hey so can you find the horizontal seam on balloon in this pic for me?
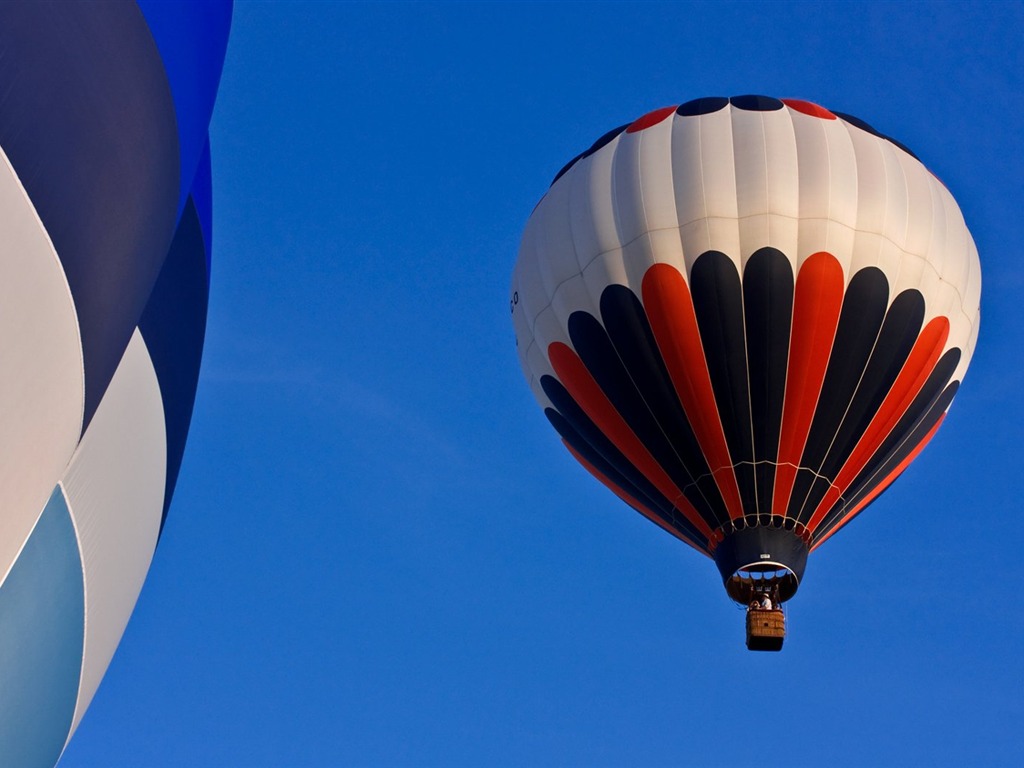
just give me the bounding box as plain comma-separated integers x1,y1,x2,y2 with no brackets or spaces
577,216,972,309
688,459,839,493
521,219,974,356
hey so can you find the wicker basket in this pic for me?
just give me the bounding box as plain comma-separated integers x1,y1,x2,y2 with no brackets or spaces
746,609,785,652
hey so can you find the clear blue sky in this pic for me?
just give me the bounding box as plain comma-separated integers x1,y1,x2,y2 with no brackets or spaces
62,2,1024,766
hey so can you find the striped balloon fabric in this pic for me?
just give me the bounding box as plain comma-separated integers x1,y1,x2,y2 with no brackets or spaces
0,3,231,765
511,95,980,603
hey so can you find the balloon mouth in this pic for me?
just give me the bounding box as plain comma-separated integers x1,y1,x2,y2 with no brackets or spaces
724,564,800,604
713,527,809,604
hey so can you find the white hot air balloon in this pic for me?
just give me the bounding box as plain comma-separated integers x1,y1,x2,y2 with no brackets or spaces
511,95,980,650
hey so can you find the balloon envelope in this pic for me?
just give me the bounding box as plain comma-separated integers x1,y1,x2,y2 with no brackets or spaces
0,4,230,765
511,95,980,604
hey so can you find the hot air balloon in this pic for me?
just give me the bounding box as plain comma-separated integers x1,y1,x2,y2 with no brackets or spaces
511,95,980,651
0,3,231,764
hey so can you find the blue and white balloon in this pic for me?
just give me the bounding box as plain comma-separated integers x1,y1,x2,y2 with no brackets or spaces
0,3,231,764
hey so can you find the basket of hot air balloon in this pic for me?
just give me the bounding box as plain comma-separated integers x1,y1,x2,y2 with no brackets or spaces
746,608,785,652
511,95,980,650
